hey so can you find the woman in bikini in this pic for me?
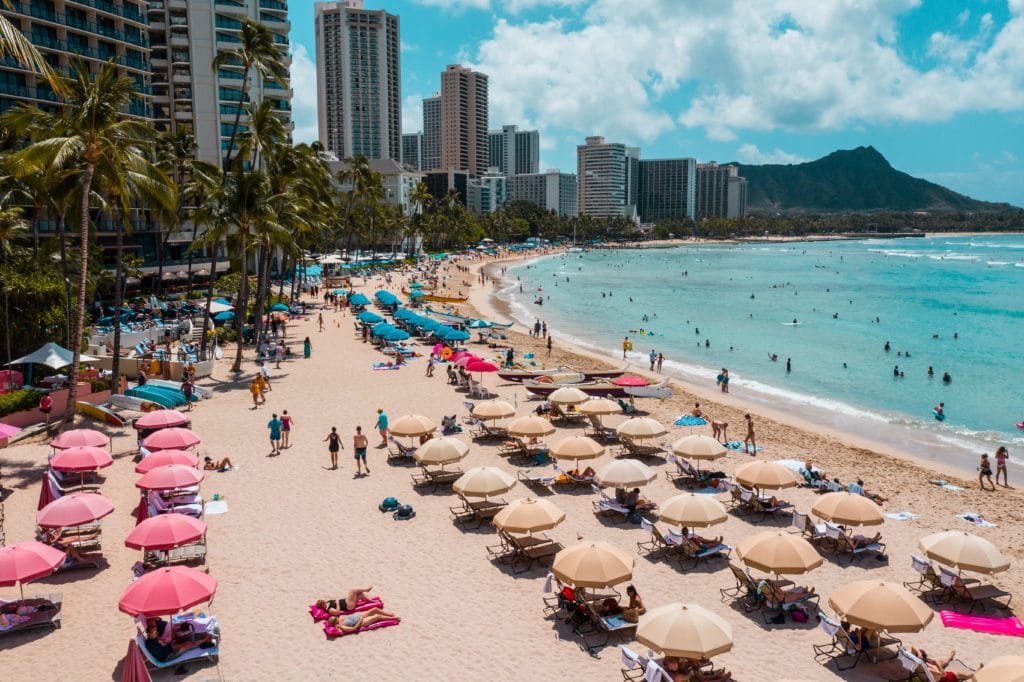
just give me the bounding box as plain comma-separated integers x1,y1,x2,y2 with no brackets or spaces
316,586,374,616
328,606,399,633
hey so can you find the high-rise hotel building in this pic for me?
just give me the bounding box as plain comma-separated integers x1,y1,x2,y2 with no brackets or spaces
420,94,440,170
148,0,293,167
440,64,488,176
696,162,747,219
576,136,639,218
315,0,400,161
488,124,538,177
637,158,697,223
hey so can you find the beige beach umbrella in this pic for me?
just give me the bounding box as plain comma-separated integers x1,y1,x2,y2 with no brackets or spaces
828,580,933,633
413,437,469,466
671,435,727,461
658,493,727,528
551,541,634,589
594,459,657,488
389,414,437,437
616,417,667,440
548,386,589,405
734,461,801,491
507,415,556,438
471,400,515,421
636,603,733,659
578,398,621,416
737,531,823,575
453,466,516,498
811,492,885,527
972,655,1024,682
493,498,565,534
919,531,1010,574
549,436,604,461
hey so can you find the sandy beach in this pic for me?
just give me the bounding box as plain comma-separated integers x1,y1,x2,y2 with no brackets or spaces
2,253,1022,680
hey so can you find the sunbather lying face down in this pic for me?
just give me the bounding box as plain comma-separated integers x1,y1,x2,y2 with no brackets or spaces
327,607,400,633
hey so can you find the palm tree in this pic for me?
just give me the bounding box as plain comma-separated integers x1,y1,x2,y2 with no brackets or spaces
211,19,289,171
2,60,153,428
154,129,197,293
0,201,27,388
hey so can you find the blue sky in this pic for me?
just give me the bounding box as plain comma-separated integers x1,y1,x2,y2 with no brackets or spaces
290,1,1024,206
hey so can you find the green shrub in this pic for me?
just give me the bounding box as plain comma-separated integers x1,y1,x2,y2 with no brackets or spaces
89,378,111,393
0,389,44,418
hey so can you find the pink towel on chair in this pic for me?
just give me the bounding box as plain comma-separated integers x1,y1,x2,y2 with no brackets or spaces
940,611,1024,637
323,618,400,638
309,597,384,621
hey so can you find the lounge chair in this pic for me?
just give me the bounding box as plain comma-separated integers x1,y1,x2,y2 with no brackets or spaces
825,524,886,563
903,555,962,602
636,519,685,560
664,453,707,488
577,600,637,650
719,562,794,613
591,484,631,523
498,436,547,464
743,488,793,522
387,436,417,464
721,480,746,511
148,491,203,518
37,525,103,552
755,580,820,624
145,541,207,567
939,567,1012,613
895,646,974,682
585,415,619,443
552,464,594,488
48,469,102,494
410,465,463,490
135,633,220,670
812,613,861,670
676,535,732,571
790,511,834,551
449,496,506,530
487,530,561,573
517,469,556,492
551,403,587,425
0,594,62,636
616,435,665,460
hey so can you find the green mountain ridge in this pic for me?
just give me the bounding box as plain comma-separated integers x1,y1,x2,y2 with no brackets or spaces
734,146,1013,213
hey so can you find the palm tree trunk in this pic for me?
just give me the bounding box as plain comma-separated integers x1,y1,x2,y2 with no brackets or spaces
230,230,248,372
199,246,218,354
57,212,72,348
62,164,94,430
222,73,250,172
109,213,124,395
251,244,267,345
278,254,287,302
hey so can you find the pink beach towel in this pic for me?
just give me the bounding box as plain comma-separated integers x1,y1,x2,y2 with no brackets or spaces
940,611,1024,637
309,597,384,622
323,618,400,639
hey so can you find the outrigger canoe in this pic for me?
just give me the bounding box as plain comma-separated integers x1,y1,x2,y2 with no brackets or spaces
424,306,514,329
420,294,469,303
524,379,670,399
497,364,628,383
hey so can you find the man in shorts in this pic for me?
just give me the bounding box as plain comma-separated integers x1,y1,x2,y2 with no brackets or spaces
248,380,261,410
375,408,389,447
267,413,283,455
353,426,370,475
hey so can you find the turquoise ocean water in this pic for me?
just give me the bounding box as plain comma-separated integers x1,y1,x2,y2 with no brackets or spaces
502,235,1024,471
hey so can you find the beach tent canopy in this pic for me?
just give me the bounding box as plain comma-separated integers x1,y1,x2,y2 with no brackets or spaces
206,301,232,314
356,311,385,323
6,342,99,368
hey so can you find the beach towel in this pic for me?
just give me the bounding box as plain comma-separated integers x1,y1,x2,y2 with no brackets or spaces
204,500,229,515
940,611,1024,637
323,618,400,638
884,512,919,521
372,363,402,370
957,512,996,527
309,597,384,622
929,479,963,491
724,441,763,453
674,415,708,427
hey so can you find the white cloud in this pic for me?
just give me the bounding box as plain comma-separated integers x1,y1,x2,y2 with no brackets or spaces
289,44,319,144
402,95,424,135
413,0,582,12
736,144,807,165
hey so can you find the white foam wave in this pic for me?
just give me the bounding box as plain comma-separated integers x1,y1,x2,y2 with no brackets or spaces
986,261,1012,266
868,249,924,259
927,253,979,261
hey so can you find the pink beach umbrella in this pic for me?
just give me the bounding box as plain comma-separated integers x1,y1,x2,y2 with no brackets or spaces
37,471,57,510
449,350,472,362
120,639,153,682
52,428,110,450
136,465,204,491
50,445,113,472
142,427,201,451
465,360,498,373
0,541,66,599
453,354,479,368
0,423,21,440
135,450,198,474
37,492,115,528
135,410,189,431
125,514,206,551
612,375,650,387
118,566,218,616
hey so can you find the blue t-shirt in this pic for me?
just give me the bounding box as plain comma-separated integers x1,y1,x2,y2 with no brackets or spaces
376,412,388,430
268,418,282,438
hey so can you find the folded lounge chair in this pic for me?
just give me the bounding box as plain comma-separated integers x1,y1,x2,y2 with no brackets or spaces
585,415,619,443
144,541,207,567
387,436,417,464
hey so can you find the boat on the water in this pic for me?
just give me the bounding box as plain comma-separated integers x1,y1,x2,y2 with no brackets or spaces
497,364,627,383
524,379,669,399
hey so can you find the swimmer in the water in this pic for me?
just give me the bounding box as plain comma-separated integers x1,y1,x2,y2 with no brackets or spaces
928,366,934,377
942,372,952,384
792,319,798,324
934,402,944,417
884,341,891,352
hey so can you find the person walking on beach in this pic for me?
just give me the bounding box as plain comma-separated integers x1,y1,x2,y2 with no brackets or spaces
649,350,657,371
656,353,664,373
547,336,553,357
318,312,324,332
304,336,312,359
353,426,370,475
743,414,756,455
267,413,283,456
541,321,547,339
505,347,514,368
721,369,730,393
995,446,1009,487
425,357,435,377
622,336,631,359
180,377,195,411
979,453,995,491
258,362,272,392
323,426,343,470
280,410,293,449
248,379,261,409
375,408,389,447
274,342,284,369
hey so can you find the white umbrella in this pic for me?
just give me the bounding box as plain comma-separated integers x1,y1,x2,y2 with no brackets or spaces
595,459,656,488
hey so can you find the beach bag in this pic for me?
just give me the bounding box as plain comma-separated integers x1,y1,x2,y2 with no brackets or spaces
393,504,416,521
378,497,400,512
791,609,808,623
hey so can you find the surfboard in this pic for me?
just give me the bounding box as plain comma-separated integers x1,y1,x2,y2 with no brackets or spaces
109,394,163,412
75,401,126,427
214,345,223,360
126,386,177,408
146,378,211,399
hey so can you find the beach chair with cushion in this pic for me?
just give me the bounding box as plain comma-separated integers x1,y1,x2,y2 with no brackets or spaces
0,594,62,636
616,436,666,460
939,567,1012,613
894,646,974,682
664,453,705,488
591,484,631,523
720,562,765,612
551,403,587,426
826,525,886,564
411,465,463,490
135,633,220,670
145,541,207,567
675,536,733,571
498,436,547,465
791,511,835,551
755,580,820,624
903,555,955,602
449,496,507,530
620,646,674,682
577,600,638,651
48,469,102,494
585,415,619,444
636,519,685,560
517,468,556,492
812,613,861,670
552,464,595,488
387,436,417,464
148,491,203,518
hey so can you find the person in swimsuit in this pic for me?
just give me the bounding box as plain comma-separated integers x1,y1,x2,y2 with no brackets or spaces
743,414,756,454
144,622,214,663
995,446,1009,487
353,426,370,475
328,607,400,633
979,453,995,491
910,647,971,682
44,528,95,565
711,418,728,443
267,413,282,456
621,585,646,623
203,456,234,471
323,427,343,470
280,410,293,449
316,585,374,615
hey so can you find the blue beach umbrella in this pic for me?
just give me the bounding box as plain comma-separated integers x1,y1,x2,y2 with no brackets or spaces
213,311,235,322
269,303,290,312
381,328,410,342
349,293,370,306
408,290,425,299
332,288,348,296
393,308,413,321
409,282,426,289
357,311,384,323
440,328,470,342
467,319,491,329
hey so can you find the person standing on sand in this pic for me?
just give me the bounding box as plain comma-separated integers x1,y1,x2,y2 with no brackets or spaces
622,336,631,359
979,453,995,491
375,408,389,447
649,350,657,371
353,426,370,475
248,379,261,409
743,414,756,454
280,410,293,449
505,347,514,368
721,369,730,393
267,413,283,455
995,446,1009,487
547,336,553,357
180,377,194,411
258,362,272,392
324,426,343,469
656,353,664,373
318,313,324,332
425,357,434,377
304,336,312,359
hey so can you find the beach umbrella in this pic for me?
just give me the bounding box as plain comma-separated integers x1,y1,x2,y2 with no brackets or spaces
381,327,410,341
549,435,604,461
734,461,801,492
119,639,153,682
453,354,477,368
548,386,589,405
828,580,933,633
269,302,289,312
206,300,232,314
919,531,1010,574
671,435,727,461
493,498,565,534
142,427,201,451
616,417,667,440
812,492,885,527
441,328,470,342
50,445,113,472
389,414,437,438
0,423,21,440
467,319,491,328
134,410,189,431
465,359,498,373
594,459,656,488
658,493,727,528
973,655,1024,682
737,531,823,575
507,416,556,438
449,350,474,362
414,437,469,466
409,290,425,298
356,311,384,323
349,293,370,306
118,566,217,616
213,298,232,305
0,541,66,599
636,603,734,659
52,428,110,450
612,375,649,387
552,542,634,589
136,464,204,491
37,492,114,528
135,450,198,474
471,400,515,421
213,311,235,322
125,514,207,551
37,471,56,510
453,467,516,498
409,282,426,288
577,398,621,416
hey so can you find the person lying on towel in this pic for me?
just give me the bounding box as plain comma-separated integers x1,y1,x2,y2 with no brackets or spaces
327,607,400,633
